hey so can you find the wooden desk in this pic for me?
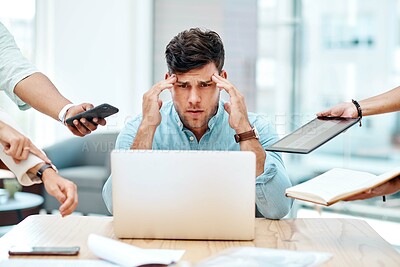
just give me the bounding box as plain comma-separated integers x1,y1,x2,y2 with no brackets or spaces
0,215,399,266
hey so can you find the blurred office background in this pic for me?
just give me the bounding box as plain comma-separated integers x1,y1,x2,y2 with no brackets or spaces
0,0,399,247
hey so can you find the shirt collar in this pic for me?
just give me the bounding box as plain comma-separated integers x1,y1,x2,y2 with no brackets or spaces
207,100,225,131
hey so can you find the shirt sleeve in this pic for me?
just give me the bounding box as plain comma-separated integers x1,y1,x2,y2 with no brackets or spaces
0,22,37,110
102,115,142,214
253,115,293,219
0,109,43,186
0,145,43,186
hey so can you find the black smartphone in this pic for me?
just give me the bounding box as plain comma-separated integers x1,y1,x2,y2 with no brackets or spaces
65,103,119,126
8,246,80,256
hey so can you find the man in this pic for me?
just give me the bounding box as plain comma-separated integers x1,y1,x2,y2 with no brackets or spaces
103,28,292,219
0,22,107,215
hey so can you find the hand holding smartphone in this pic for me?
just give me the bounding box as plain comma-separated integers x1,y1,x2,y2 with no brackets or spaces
8,246,80,256
65,103,119,126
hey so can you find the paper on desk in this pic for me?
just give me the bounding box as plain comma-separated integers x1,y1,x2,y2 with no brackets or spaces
87,234,185,267
0,259,118,266
196,247,331,267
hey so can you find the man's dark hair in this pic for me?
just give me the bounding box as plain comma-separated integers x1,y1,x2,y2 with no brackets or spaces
165,28,225,74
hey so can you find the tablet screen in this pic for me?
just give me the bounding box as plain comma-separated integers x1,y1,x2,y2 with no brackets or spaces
265,117,360,154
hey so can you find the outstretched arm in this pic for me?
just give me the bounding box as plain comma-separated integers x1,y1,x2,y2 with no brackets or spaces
0,23,105,137
344,177,400,201
317,86,400,118
14,73,106,136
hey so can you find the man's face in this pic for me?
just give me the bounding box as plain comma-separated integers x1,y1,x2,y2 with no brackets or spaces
166,63,225,135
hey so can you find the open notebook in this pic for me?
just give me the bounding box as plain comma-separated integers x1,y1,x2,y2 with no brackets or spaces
285,167,400,206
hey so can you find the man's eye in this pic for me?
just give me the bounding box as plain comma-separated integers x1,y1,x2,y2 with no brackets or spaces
178,84,188,88
200,83,212,87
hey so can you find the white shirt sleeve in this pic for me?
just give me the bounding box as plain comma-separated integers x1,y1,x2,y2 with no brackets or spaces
0,22,38,110
0,109,43,186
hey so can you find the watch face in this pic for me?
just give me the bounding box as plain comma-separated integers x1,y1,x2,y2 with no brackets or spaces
234,134,241,143
254,127,260,139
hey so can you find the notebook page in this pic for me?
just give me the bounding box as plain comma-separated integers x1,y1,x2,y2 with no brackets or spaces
286,168,376,203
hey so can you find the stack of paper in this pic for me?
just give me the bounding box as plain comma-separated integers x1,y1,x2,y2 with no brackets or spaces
0,234,185,267
87,234,185,266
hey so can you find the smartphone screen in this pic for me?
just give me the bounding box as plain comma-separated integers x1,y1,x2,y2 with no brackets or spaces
8,246,80,256
65,103,119,126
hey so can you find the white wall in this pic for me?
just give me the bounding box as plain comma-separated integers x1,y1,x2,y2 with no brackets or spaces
34,0,153,145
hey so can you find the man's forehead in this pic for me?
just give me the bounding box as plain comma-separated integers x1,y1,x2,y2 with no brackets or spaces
175,73,214,83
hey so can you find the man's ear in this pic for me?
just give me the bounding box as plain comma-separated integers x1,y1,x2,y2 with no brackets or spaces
220,70,227,79
165,73,170,80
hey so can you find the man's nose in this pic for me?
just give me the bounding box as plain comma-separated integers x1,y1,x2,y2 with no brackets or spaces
188,88,201,104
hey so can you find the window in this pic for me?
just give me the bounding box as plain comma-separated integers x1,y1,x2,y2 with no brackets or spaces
0,0,36,135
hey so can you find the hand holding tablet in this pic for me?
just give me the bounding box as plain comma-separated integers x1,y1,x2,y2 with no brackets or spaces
265,117,360,154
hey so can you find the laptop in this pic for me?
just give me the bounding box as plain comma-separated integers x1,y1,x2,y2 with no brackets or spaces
111,150,256,240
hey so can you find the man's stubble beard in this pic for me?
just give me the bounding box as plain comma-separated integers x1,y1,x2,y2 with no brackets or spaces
177,101,219,131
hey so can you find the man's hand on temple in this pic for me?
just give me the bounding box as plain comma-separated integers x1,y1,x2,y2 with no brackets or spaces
212,73,251,132
141,75,176,127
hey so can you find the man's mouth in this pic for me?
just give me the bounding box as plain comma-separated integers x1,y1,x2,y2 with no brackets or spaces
186,110,204,117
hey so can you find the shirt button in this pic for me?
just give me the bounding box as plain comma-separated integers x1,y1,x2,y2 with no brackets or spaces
178,122,182,126
189,136,194,141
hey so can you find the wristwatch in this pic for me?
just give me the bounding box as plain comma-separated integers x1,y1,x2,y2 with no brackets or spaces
36,164,55,180
234,126,259,143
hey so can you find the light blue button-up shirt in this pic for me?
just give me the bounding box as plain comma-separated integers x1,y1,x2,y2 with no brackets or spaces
103,100,292,219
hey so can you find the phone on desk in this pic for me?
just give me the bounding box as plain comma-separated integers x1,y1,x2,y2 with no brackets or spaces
8,246,80,256
65,103,119,126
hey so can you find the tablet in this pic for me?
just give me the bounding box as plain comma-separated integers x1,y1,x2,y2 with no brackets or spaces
265,117,360,154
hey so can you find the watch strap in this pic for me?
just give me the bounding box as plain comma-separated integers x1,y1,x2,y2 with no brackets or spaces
36,164,54,179
58,103,75,124
234,127,258,143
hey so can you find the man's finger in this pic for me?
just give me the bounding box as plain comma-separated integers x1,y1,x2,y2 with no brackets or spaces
151,82,174,97
15,139,26,160
224,102,232,114
20,146,30,161
66,124,84,137
4,140,19,160
80,103,94,111
93,118,107,126
73,119,91,136
49,186,67,204
152,75,176,94
316,110,329,117
212,75,237,95
29,143,51,163
60,184,78,216
79,118,98,132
